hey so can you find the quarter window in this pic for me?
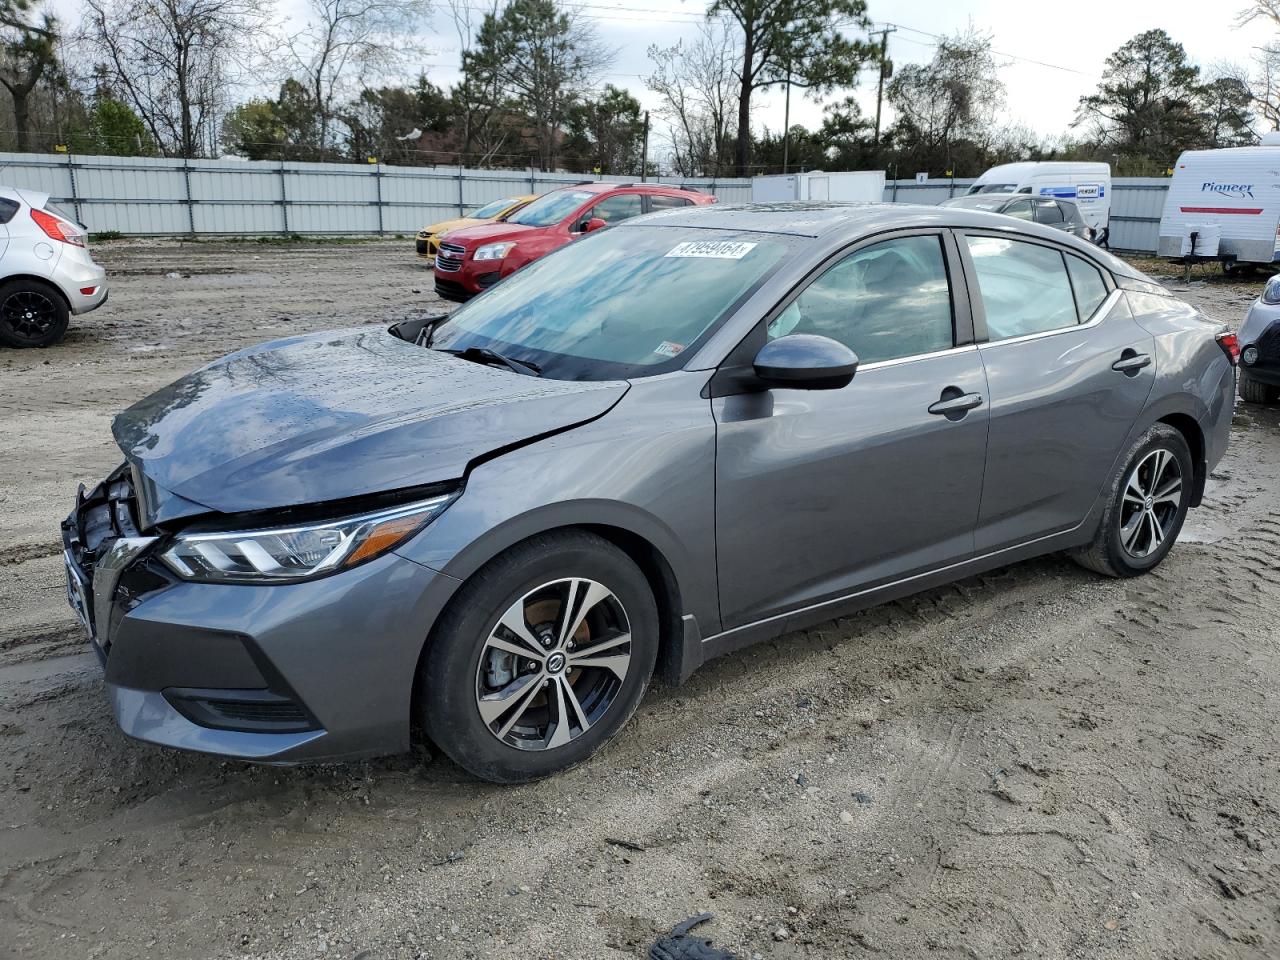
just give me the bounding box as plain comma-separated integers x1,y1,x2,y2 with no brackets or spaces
1065,254,1108,320
767,235,954,364
966,236,1078,341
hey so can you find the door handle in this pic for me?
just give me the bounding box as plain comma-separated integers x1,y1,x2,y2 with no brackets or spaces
1112,353,1152,374
928,392,984,416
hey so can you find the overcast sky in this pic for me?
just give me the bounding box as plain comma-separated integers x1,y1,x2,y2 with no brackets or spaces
52,0,1278,150
559,0,1273,143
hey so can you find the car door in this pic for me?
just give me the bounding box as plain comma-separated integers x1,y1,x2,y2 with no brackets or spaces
960,231,1157,553
712,231,991,629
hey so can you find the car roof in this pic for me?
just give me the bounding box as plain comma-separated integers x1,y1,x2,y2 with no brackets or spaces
547,180,704,196
620,200,1141,276
944,192,1080,208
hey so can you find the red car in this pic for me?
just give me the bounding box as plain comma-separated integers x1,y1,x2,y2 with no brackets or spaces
433,181,717,301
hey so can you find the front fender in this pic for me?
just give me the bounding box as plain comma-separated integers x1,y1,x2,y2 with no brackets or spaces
394,372,721,634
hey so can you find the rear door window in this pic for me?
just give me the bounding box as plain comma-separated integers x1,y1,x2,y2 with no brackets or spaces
1002,199,1034,221
648,194,693,211
966,236,1079,340
1033,200,1064,224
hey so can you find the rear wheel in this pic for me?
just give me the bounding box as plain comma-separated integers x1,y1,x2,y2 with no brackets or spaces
0,279,69,348
1071,424,1193,578
1240,373,1279,404
420,531,658,783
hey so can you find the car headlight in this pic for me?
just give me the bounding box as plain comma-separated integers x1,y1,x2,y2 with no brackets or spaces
1263,276,1280,305
474,242,516,262
159,493,455,584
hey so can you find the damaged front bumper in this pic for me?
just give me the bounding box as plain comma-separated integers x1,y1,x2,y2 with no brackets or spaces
61,465,460,763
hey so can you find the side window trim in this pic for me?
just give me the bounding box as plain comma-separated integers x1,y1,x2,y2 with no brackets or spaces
957,229,1120,344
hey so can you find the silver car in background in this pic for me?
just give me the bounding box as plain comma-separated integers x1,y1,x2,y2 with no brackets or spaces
940,192,1095,242
0,186,107,348
1239,274,1280,404
62,203,1236,784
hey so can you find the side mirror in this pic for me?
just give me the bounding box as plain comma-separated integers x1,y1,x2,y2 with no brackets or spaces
752,334,859,390
580,216,607,233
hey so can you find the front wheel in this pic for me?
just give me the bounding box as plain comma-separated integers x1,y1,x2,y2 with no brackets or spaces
1071,424,1193,578
420,531,658,783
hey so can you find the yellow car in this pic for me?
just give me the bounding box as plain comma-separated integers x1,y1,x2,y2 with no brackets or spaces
416,195,537,259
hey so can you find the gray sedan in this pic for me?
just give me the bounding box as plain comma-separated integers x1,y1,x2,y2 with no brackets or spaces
940,192,1094,241
62,203,1236,783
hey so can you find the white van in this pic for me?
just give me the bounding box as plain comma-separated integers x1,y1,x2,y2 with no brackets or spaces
967,161,1112,234
1157,135,1280,267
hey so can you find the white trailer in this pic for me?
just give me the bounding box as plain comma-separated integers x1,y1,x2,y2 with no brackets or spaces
967,161,1112,233
1157,137,1280,267
751,170,886,204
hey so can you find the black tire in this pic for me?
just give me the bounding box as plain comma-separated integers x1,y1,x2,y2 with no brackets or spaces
0,279,70,348
1240,373,1279,404
420,531,659,784
1071,423,1194,578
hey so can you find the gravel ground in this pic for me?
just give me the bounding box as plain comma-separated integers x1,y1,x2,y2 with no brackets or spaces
2,239,1279,960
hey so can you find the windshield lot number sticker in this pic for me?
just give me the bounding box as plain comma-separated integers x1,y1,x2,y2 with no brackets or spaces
665,240,758,259
654,341,685,357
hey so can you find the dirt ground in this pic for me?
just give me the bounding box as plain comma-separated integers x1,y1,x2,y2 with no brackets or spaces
2,239,1279,960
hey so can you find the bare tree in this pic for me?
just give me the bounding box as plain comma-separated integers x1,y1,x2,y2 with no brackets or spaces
888,27,1006,172
447,0,509,165
83,0,266,157
1246,45,1280,131
646,17,737,176
280,0,431,154
0,0,58,151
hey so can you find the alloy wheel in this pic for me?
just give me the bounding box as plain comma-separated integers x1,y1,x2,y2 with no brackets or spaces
1,289,58,342
1119,448,1183,559
475,577,632,751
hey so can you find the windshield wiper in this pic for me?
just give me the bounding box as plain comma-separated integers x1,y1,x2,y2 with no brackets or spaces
441,346,542,376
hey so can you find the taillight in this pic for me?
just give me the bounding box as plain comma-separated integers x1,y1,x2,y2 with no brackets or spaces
1217,331,1241,366
31,207,84,247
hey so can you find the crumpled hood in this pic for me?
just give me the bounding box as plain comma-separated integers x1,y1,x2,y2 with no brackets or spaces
113,328,628,518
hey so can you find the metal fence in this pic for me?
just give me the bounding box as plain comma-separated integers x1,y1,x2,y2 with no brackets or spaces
0,151,1173,253
0,151,753,237
882,177,1170,253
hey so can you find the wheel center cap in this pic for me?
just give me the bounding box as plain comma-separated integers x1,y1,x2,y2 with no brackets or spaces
1144,495,1155,511
546,651,567,674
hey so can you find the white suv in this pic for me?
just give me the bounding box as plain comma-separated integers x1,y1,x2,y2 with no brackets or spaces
0,186,108,348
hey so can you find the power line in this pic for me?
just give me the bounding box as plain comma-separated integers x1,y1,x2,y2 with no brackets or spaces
873,20,1090,76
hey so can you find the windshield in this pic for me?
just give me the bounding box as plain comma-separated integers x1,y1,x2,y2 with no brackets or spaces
942,195,1009,211
506,190,594,227
468,197,520,220
429,225,793,379
968,183,1018,195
